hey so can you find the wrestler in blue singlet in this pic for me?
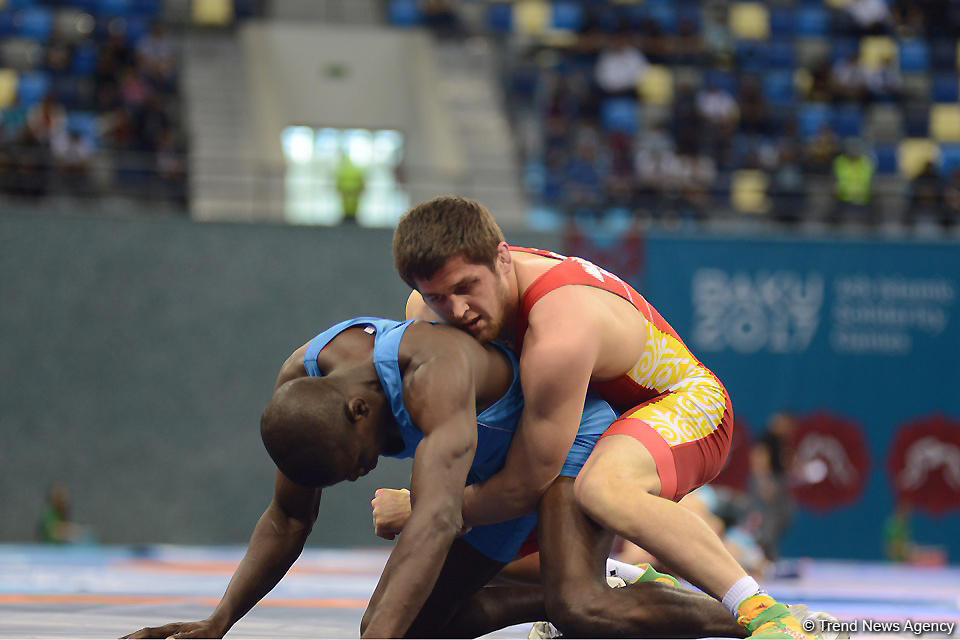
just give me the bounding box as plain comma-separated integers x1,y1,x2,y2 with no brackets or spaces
303,317,615,562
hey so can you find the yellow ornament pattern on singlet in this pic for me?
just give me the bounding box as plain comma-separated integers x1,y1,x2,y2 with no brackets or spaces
625,320,727,446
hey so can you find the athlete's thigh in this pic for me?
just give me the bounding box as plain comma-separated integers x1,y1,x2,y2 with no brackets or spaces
406,538,506,636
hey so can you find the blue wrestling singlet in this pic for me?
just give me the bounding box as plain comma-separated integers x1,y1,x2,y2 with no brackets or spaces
303,317,615,562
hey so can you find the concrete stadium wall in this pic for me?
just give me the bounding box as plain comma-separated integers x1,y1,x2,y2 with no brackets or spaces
0,212,557,546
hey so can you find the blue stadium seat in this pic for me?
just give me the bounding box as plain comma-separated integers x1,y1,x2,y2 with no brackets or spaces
129,0,162,17
15,70,49,106
795,6,829,37
873,143,898,174
551,0,583,31
830,37,859,63
763,71,794,107
66,110,98,144
388,0,422,26
932,74,959,103
705,70,737,95
767,41,796,70
527,205,565,232
831,106,863,138
799,103,831,139
931,38,957,71
18,6,53,42
124,16,149,44
5,0,38,9
903,109,930,137
645,0,678,33
71,43,98,75
487,2,512,33
940,145,960,176
899,39,930,72
769,7,795,37
601,97,639,135
63,0,98,12
736,41,768,73
0,12,16,37
97,0,134,17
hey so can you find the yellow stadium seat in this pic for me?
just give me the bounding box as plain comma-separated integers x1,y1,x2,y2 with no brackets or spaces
192,0,234,25
513,0,550,36
637,65,673,106
898,138,940,179
860,36,898,70
731,170,770,214
729,3,770,40
930,104,960,142
0,69,16,109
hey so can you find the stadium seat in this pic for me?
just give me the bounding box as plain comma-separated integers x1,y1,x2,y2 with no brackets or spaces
731,169,770,214
63,0,97,13
865,104,903,143
644,0,678,33
637,65,673,105
0,68,17,108
899,39,930,72
767,41,796,69
736,41,768,73
930,38,956,71
932,74,959,103
830,37,858,63
388,0,422,26
66,110,98,143
872,143,898,174
902,73,932,104
859,36,897,69
71,42,97,75
486,2,512,33
0,37,43,70
192,0,233,25
97,0,133,16
796,38,830,69
799,103,831,139
930,104,960,142
15,69,48,106
705,70,737,95
769,7,794,38
729,2,770,40
903,107,930,138
795,6,829,37
18,6,53,42
831,106,863,138
940,145,960,176
0,11,17,37
513,0,550,36
601,97,639,135
551,0,583,32
898,138,939,178
763,70,794,107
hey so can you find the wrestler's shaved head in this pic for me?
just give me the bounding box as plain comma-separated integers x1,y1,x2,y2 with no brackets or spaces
260,377,358,488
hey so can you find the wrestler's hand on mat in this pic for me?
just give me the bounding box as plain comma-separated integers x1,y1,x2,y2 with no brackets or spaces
371,487,411,539
121,619,225,639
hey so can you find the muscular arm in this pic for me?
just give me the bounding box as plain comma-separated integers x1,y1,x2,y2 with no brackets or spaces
461,299,601,526
360,338,478,638
126,351,318,639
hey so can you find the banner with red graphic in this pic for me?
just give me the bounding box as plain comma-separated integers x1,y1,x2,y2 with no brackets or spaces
789,411,871,512
888,414,960,515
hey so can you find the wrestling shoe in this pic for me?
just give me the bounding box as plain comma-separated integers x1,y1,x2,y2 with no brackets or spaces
629,562,681,588
738,595,816,640
526,576,626,639
788,603,850,640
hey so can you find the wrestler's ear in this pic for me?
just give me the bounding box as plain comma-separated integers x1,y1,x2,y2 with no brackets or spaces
496,242,512,271
346,397,369,422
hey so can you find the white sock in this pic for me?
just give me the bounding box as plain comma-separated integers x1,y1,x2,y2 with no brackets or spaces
721,576,765,617
605,558,648,583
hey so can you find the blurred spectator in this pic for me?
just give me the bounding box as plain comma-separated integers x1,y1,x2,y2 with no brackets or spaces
770,145,807,226
943,169,960,230
52,129,94,192
335,155,366,223
906,160,944,227
697,80,739,134
420,0,461,39
634,122,675,213
563,137,606,210
672,16,705,66
864,55,903,103
805,124,840,175
137,22,176,74
840,0,892,36
883,500,914,562
594,31,648,97
831,138,875,224
36,484,87,544
806,59,835,103
831,54,868,104
27,94,66,145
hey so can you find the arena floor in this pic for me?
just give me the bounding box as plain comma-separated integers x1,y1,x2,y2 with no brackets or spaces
1,544,957,639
